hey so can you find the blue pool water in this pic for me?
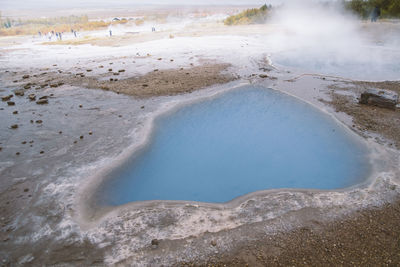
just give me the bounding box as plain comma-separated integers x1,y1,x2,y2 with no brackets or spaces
97,87,370,206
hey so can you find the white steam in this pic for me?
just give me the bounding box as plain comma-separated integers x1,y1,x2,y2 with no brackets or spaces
267,1,400,81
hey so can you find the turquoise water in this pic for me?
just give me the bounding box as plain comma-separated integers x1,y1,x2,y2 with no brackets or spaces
97,87,370,206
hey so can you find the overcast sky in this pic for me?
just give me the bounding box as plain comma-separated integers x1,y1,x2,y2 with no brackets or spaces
0,0,275,10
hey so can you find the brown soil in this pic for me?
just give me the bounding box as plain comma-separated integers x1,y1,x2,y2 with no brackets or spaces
68,63,235,98
181,198,400,266
325,80,400,148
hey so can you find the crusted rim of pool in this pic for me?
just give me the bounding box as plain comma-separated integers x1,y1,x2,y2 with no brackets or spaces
74,79,398,232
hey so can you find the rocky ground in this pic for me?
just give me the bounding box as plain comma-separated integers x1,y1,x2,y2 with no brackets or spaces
182,198,400,266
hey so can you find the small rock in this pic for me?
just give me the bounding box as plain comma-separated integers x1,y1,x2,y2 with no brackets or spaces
29,140,34,144
114,79,118,81
108,69,113,72
157,58,162,60
79,104,83,108
151,239,159,247
36,99,48,105
11,124,18,129
141,106,145,109
211,240,217,247
259,74,269,78
110,78,114,81
154,69,159,72
15,90,25,96
7,101,15,106
30,120,34,123
23,84,31,90
21,141,26,144
170,59,174,62
39,96,48,100
73,140,77,144
16,152,20,155
118,69,125,72
113,72,120,76
142,84,148,87
86,69,92,72
28,94,36,101
24,188,29,192
89,131,93,135
50,84,58,88
58,82,64,86
1,95,13,101
22,74,30,79
35,120,42,124
99,65,104,68
59,131,62,134
0,147,2,151
13,111,18,114
80,135,84,139
40,151,44,154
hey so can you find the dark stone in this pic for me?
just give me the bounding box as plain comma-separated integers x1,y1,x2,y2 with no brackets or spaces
14,90,24,96
22,74,30,79
13,111,18,114
118,69,125,72
36,99,48,105
23,84,31,89
39,96,48,100
80,135,84,139
86,69,92,72
79,104,83,108
40,151,44,154
7,101,15,106
141,106,145,109
50,84,58,88
142,84,148,87
1,95,13,101
89,131,93,135
35,120,42,124
211,240,217,246
108,69,113,72
28,94,36,101
11,124,18,129
113,72,120,76
359,89,398,110
259,74,269,78
151,239,159,246
24,188,29,192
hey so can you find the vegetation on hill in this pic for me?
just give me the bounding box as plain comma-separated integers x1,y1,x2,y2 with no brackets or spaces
224,4,270,25
344,0,400,19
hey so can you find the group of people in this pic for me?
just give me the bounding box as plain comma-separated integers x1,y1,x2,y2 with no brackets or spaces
37,29,78,41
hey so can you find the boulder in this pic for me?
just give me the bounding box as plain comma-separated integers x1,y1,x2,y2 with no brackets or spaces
359,89,398,110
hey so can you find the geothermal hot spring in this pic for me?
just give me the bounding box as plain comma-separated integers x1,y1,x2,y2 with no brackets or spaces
96,86,370,206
